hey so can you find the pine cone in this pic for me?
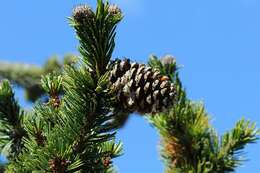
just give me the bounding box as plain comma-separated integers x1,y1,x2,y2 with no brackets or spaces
109,59,177,114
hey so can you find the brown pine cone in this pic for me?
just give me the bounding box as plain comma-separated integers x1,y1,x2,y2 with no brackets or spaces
109,59,177,114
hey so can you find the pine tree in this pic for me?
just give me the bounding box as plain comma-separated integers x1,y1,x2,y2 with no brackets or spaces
0,1,259,173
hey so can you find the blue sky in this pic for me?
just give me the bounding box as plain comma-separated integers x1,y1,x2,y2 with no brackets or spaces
0,0,260,172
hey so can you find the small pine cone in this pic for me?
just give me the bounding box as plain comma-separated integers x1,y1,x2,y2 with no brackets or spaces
109,59,177,114
47,95,61,108
49,157,70,173
160,55,177,75
102,156,112,167
72,5,94,23
160,55,176,66
108,4,122,16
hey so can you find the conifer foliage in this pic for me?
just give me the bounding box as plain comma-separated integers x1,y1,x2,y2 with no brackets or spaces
148,55,259,173
0,1,125,172
0,0,259,173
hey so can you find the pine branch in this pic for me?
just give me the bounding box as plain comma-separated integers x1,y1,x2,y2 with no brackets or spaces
217,119,259,171
148,55,259,173
0,61,42,88
4,1,123,172
5,66,121,172
0,80,27,160
0,54,78,102
70,1,122,77
0,61,43,102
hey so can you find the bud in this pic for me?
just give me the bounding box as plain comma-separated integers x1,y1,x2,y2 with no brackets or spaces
160,55,177,76
72,5,94,23
160,55,176,66
108,4,122,16
102,156,112,167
